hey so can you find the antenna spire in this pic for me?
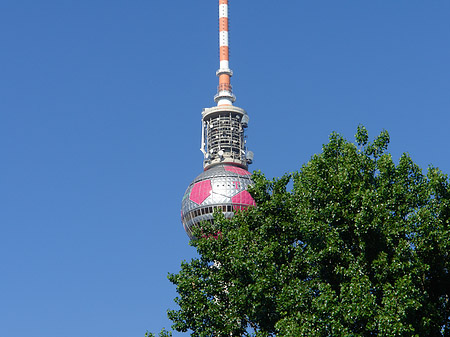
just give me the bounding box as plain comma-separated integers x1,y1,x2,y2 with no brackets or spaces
214,0,235,106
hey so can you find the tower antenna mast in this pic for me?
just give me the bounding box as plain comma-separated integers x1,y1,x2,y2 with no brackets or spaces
215,0,235,106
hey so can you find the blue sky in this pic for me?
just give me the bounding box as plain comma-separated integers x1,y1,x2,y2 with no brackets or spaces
1,1,449,336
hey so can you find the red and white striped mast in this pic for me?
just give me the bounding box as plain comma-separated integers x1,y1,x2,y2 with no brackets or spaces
215,0,235,106
200,0,253,169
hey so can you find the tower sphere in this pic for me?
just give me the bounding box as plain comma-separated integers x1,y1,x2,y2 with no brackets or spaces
181,165,255,240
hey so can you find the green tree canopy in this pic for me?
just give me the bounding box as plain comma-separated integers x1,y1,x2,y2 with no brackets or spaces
145,328,172,337
168,127,450,336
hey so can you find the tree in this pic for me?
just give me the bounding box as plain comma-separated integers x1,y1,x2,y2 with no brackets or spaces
168,127,450,336
145,328,172,337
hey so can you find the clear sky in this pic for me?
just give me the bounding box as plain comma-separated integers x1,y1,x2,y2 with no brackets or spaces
1,1,449,336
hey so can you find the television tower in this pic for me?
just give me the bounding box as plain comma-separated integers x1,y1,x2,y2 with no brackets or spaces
181,0,255,239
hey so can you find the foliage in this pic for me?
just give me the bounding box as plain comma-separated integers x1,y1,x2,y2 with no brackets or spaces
145,328,172,337
168,127,450,336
